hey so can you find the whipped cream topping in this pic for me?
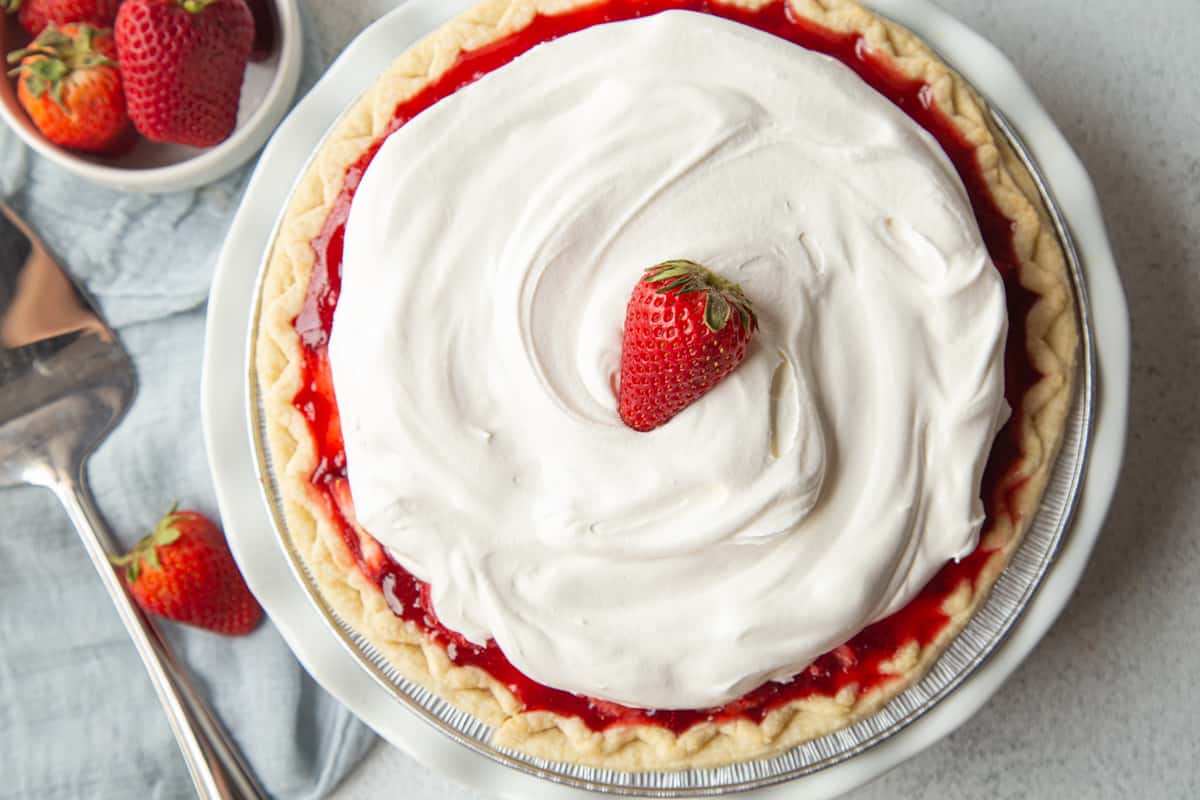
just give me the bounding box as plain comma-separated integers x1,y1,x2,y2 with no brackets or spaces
329,11,1009,710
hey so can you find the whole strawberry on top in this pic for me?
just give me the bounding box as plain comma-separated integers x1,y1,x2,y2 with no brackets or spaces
618,259,757,432
2,0,121,36
6,23,132,154
115,0,254,147
111,505,262,636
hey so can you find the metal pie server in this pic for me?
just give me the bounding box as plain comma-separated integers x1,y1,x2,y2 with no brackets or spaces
0,201,264,799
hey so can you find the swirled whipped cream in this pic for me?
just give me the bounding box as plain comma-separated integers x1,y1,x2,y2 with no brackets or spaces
328,11,1009,710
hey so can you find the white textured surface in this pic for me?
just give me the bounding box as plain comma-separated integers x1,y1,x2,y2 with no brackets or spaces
321,0,1199,797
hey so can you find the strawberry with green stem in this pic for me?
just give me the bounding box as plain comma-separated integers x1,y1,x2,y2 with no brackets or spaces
7,23,133,154
618,259,758,432
111,505,262,636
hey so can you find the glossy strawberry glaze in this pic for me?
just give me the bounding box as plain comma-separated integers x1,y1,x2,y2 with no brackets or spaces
291,0,1041,733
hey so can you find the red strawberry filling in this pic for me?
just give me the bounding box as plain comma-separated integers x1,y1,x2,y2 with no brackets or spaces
292,0,1040,733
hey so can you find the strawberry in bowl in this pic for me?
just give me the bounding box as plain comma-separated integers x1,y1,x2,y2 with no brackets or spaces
116,0,254,147
3,0,121,36
0,0,301,192
6,22,133,154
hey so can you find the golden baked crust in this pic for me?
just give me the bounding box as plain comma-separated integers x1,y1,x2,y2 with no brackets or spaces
253,0,1078,770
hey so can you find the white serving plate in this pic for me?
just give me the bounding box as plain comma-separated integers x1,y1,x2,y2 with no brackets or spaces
0,0,303,194
202,1,1129,797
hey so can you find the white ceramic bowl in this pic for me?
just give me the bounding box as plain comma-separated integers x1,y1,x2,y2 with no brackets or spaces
0,0,303,193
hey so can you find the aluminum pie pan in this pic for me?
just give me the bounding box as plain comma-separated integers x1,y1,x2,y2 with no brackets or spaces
244,45,1095,800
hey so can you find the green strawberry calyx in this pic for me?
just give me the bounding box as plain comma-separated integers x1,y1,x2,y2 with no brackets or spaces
178,0,220,12
6,24,116,113
109,503,185,584
2,1,21,15
641,259,758,335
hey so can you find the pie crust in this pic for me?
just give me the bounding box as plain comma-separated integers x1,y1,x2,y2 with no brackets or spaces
253,0,1079,770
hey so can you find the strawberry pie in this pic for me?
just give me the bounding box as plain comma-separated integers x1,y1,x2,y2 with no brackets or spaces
254,0,1078,769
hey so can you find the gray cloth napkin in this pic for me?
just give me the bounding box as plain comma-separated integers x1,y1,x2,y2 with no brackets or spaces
0,6,380,798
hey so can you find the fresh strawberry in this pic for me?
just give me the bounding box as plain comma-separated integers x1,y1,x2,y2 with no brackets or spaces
4,0,121,37
115,0,254,147
618,259,757,432
6,24,133,154
110,505,263,636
